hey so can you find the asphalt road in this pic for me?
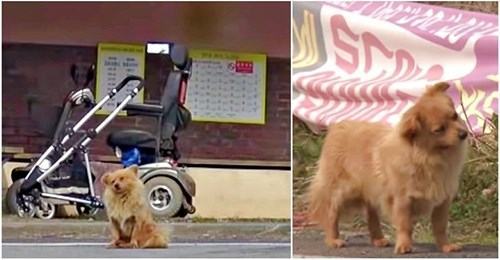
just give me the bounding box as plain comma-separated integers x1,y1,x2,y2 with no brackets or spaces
293,228,498,258
2,216,291,258
3,239,290,258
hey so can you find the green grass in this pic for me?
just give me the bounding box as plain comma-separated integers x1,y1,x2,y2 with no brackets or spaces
293,121,325,211
293,115,498,245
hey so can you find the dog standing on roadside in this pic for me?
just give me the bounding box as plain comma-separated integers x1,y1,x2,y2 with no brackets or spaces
102,165,168,249
308,82,468,254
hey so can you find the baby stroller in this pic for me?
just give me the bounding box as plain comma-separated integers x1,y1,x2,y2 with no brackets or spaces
7,72,143,219
7,44,195,219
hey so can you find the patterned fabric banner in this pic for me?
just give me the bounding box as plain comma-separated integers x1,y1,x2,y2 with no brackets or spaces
293,1,498,133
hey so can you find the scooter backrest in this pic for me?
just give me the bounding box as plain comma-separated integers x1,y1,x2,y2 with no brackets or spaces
171,44,189,70
158,67,182,143
158,45,193,143
160,71,181,114
160,44,190,111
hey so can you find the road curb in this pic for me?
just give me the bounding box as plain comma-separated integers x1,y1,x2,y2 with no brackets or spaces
2,218,291,242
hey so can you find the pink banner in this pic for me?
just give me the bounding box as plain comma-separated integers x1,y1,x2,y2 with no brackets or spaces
293,1,498,133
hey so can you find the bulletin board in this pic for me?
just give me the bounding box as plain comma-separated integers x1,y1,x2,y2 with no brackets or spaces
185,49,267,124
95,43,145,115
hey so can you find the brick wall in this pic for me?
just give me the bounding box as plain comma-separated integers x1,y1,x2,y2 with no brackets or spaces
2,43,290,164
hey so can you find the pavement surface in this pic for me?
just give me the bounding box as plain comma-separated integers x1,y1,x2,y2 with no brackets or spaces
293,228,498,258
3,240,290,258
2,216,290,258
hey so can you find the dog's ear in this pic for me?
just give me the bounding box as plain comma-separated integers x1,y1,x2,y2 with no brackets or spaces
127,165,139,176
101,172,111,186
399,108,421,141
425,82,450,96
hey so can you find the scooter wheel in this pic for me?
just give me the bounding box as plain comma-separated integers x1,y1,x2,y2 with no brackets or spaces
7,179,35,218
144,177,183,218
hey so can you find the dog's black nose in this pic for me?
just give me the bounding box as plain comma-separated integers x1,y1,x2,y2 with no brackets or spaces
458,130,468,140
114,183,120,190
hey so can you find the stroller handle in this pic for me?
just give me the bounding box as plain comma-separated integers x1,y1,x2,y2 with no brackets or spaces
112,75,145,95
72,75,144,132
21,74,146,192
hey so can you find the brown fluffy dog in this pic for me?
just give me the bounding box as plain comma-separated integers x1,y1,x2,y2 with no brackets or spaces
308,82,468,254
102,165,168,248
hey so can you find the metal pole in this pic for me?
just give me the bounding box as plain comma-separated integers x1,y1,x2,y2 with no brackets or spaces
95,95,133,133
36,147,75,182
70,95,111,139
83,151,95,196
41,193,92,205
24,146,55,179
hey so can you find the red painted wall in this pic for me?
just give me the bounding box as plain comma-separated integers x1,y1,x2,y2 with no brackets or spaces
2,44,290,164
2,2,291,165
2,2,290,58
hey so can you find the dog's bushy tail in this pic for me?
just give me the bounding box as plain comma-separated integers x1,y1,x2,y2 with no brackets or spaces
142,223,169,248
143,234,168,248
307,163,337,229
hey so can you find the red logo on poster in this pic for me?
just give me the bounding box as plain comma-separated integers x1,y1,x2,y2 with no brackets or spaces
235,60,253,73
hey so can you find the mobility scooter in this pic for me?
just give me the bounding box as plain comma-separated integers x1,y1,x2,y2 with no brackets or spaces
7,44,195,219
107,44,196,217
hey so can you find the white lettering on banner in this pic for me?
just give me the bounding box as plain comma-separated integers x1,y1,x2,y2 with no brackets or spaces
320,7,475,82
327,2,498,47
292,2,497,133
434,18,497,44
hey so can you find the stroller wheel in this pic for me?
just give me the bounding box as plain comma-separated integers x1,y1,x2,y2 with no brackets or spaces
76,203,99,217
35,200,57,220
7,179,36,218
17,203,36,218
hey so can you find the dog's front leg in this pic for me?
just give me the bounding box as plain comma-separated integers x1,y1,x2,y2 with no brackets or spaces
366,206,390,247
122,216,136,237
393,197,413,254
431,199,461,253
128,218,147,248
116,216,138,248
108,217,127,248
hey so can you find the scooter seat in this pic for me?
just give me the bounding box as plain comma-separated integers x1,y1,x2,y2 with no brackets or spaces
107,129,157,149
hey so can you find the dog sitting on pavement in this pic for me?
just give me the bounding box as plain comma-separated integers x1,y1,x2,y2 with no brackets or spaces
101,165,168,249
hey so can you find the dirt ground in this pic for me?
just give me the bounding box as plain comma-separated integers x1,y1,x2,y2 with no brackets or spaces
419,1,497,14
293,228,498,258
